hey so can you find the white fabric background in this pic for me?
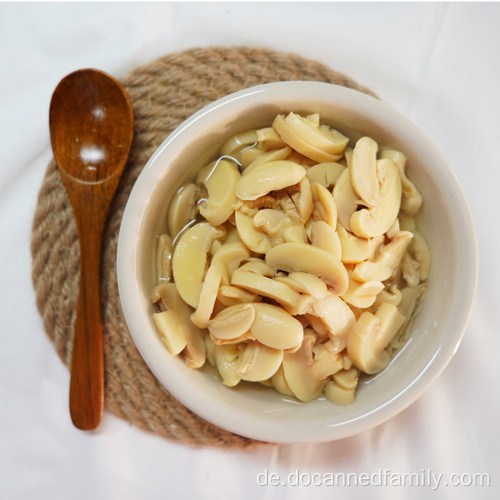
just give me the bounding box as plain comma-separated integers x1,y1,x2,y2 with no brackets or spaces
1,2,499,499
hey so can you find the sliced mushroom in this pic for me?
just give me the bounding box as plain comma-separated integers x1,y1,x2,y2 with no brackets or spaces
250,303,304,350
231,268,301,310
277,271,329,298
341,274,385,309
350,136,381,207
283,112,349,155
220,129,258,157
213,343,243,387
410,229,430,281
272,114,343,163
306,162,346,189
337,223,383,264
252,209,294,246
350,158,402,238
172,222,225,308
265,242,349,295
237,259,275,277
235,160,306,201
380,147,423,215
311,182,338,228
207,303,255,341
241,146,291,175
310,342,344,380
347,302,405,374
217,285,261,307
282,329,325,401
197,159,240,226
309,220,342,261
324,379,356,405
373,284,402,307
156,233,173,282
271,364,295,397
151,283,206,368
352,230,413,282
234,209,272,254
333,167,359,231
282,224,308,244
210,241,251,285
290,176,314,224
167,183,199,240
256,127,287,150
236,342,284,382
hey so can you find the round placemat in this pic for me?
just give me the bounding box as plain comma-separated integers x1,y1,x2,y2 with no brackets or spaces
31,46,376,448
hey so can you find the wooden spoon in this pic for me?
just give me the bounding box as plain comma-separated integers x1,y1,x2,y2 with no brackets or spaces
49,69,134,430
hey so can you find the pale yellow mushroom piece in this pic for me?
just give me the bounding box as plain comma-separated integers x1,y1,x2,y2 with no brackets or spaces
167,183,200,240
272,114,343,163
373,284,402,308
151,283,206,368
156,233,173,282
239,146,263,169
256,127,288,150
282,330,325,402
265,242,349,296
231,268,302,311
290,176,314,224
337,223,384,264
236,342,284,382
352,230,413,283
380,147,423,215
306,293,356,353
251,303,304,350
410,230,431,281
333,167,359,231
208,303,255,342
284,112,349,155
234,209,273,255
252,208,294,246
350,158,402,238
197,159,241,226
237,259,275,277
341,274,385,309
172,222,225,308
324,369,358,405
241,146,291,175
210,241,250,286
310,342,344,380
350,136,381,207
220,129,258,157
235,160,306,201
347,302,405,374
217,285,261,307
276,271,329,298
311,182,338,228
213,343,243,387
283,225,308,244
309,220,342,261
271,364,295,397
305,162,345,189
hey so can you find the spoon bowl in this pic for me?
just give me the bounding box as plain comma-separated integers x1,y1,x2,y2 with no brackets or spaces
49,68,134,430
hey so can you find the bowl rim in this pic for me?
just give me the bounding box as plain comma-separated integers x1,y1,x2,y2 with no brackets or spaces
117,81,478,443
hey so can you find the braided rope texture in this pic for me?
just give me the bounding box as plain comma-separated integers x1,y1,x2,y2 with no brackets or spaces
31,46,374,448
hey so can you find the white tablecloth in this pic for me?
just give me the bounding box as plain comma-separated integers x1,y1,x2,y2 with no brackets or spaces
1,2,498,499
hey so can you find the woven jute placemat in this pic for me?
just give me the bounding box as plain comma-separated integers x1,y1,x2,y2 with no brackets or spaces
31,46,375,448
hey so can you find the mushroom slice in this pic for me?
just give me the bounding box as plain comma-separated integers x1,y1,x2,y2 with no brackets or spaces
410,229,430,281
282,330,325,401
306,162,346,189
341,275,385,309
310,342,344,380
307,294,356,353
208,303,255,341
167,183,199,240
271,364,295,397
253,209,294,244
213,344,243,387
241,146,291,175
290,176,314,224
156,233,173,282
324,379,356,405
217,285,261,307
236,342,284,382
231,269,301,311
350,158,402,238
235,160,306,201
352,231,413,282
190,260,229,329
283,225,308,244
256,127,287,150
347,302,405,374
251,303,304,350
265,242,349,296
151,283,206,368
280,271,329,298
312,182,337,228
350,136,381,207
172,222,225,308
380,147,423,215
333,168,359,231
234,209,272,255
373,284,402,307
283,112,349,154
309,220,342,261
333,367,359,391
272,114,343,163
337,223,383,264
237,259,275,277
210,242,250,285
220,129,258,156
197,159,240,226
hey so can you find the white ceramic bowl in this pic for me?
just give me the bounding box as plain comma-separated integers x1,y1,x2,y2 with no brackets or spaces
117,81,477,443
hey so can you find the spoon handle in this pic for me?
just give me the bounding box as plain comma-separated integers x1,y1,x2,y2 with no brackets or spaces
69,203,106,430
